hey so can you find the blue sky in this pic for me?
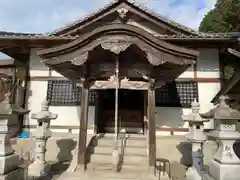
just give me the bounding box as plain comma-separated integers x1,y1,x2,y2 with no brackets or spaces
0,0,217,33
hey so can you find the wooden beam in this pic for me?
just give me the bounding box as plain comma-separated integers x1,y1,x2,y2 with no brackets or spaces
147,84,156,167
228,48,240,58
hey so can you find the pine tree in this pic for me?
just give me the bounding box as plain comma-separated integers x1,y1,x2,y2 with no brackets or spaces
199,0,240,32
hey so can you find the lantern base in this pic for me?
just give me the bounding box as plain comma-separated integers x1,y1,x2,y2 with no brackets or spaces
209,159,240,180
28,162,51,179
186,166,207,180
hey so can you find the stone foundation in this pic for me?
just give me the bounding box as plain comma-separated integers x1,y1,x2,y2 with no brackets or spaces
209,160,240,180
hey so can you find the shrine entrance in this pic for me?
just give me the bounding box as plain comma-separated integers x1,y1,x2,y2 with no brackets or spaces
98,89,144,134
37,23,198,168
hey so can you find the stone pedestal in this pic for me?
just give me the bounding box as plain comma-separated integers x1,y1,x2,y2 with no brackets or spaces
0,93,30,180
182,99,209,180
203,96,240,180
28,100,58,179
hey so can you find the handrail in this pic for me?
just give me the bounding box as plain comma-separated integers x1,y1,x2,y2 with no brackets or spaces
144,116,149,156
116,133,127,172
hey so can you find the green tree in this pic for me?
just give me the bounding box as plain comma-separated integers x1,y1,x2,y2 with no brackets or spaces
199,0,240,33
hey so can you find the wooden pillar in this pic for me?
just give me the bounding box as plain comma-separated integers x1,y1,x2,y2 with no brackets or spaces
143,91,148,135
77,78,89,168
11,67,16,104
147,84,156,167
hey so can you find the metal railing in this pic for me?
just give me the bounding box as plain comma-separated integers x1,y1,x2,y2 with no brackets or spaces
116,133,127,172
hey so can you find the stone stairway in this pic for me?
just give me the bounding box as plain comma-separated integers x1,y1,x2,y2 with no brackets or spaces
86,134,149,172
83,133,171,180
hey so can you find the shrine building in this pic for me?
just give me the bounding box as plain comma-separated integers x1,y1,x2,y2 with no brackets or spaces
0,0,239,173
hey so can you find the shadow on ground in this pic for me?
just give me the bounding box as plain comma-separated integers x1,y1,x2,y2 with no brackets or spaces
51,138,77,179
51,162,70,180
170,161,187,180
177,141,192,166
56,138,77,163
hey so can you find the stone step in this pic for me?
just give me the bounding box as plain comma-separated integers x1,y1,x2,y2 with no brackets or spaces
60,170,168,180
90,154,113,164
96,133,146,140
86,168,153,179
87,162,149,172
87,162,115,171
90,154,148,165
122,154,148,164
124,146,147,156
125,138,146,147
91,145,147,156
96,137,146,148
58,171,170,180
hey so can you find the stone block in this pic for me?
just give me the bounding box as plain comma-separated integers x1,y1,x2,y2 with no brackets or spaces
209,160,240,180
0,168,24,180
0,154,19,175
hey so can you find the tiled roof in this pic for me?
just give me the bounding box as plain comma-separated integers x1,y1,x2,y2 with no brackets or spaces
156,32,240,39
0,31,40,36
0,31,76,40
0,31,239,41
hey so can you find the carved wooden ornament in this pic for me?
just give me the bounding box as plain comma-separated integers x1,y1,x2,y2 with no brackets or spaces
69,51,89,66
117,8,129,19
90,75,149,90
101,40,131,54
147,52,166,66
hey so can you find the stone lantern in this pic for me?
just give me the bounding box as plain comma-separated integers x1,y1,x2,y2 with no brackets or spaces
182,99,210,180
0,92,30,180
28,100,58,179
203,96,240,180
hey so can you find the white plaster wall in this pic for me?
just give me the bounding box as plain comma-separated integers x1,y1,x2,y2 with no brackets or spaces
155,107,192,127
29,49,49,77
29,48,64,77
197,49,220,129
178,66,194,78
198,82,220,129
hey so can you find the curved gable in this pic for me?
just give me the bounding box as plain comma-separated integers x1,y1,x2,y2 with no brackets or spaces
38,23,198,66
